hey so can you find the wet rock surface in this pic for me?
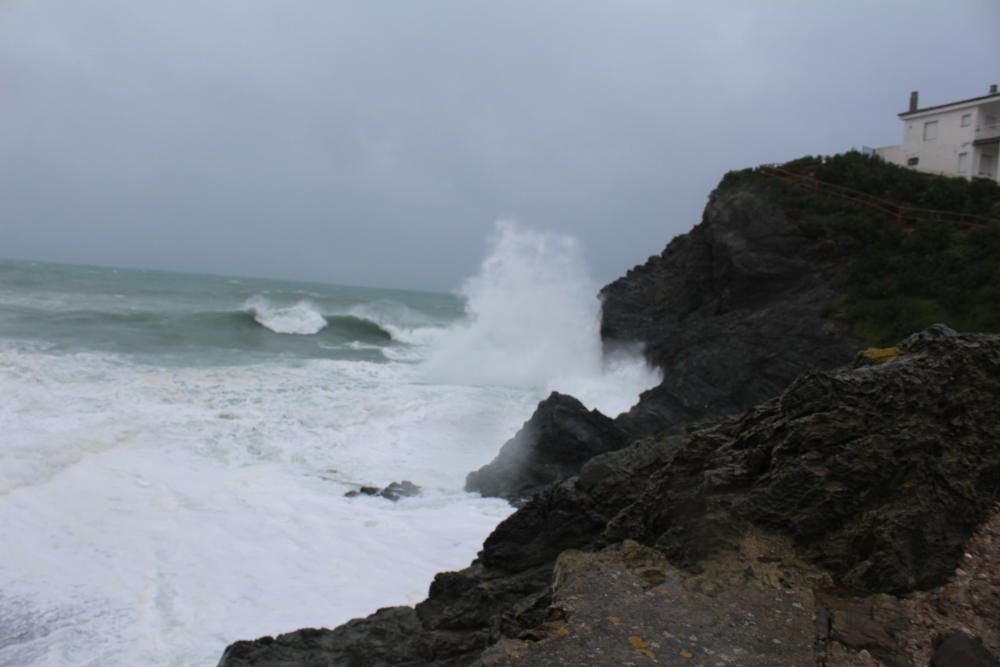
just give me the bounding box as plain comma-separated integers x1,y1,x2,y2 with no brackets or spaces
219,329,1000,666
465,392,628,503
344,480,421,501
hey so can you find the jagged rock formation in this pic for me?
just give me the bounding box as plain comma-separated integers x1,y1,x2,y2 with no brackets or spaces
601,324,999,594
600,183,861,437
468,177,864,502
219,156,1000,666
465,392,629,502
218,327,1000,666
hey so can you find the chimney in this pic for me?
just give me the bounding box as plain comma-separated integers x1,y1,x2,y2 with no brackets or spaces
909,91,919,112
991,84,998,94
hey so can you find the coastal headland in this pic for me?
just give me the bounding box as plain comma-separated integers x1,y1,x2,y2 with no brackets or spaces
219,154,1000,667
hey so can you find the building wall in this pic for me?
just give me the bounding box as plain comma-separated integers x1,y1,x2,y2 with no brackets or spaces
975,145,998,180
898,107,978,177
874,144,904,166
876,97,1000,183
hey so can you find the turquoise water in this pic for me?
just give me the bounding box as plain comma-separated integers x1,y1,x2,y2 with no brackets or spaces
0,259,463,364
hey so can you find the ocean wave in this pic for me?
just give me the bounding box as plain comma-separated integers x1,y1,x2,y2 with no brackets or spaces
0,301,396,358
244,297,328,335
344,301,449,346
323,315,393,343
243,296,397,342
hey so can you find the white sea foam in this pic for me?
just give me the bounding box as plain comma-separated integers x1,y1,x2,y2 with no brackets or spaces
0,231,661,667
245,296,328,335
423,221,660,416
0,341,526,666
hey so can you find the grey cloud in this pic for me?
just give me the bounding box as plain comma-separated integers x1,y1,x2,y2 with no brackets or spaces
1,0,997,289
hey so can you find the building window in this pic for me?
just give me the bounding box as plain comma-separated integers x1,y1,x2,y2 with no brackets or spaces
923,121,938,140
958,152,969,173
907,157,920,166
961,113,972,127
981,153,996,178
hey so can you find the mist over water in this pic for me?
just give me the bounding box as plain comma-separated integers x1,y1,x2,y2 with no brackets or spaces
425,221,659,416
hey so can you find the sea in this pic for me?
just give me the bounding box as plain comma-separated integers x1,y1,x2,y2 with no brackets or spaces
0,223,659,666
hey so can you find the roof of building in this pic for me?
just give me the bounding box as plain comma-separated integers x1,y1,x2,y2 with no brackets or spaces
899,91,1000,118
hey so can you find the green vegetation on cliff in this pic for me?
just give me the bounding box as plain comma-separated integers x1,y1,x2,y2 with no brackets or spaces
724,152,1000,345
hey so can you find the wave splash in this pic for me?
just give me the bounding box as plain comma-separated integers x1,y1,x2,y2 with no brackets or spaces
244,296,328,335
423,221,660,416
346,301,448,347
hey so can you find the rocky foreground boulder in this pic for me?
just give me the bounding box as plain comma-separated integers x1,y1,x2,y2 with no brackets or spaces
218,326,1000,666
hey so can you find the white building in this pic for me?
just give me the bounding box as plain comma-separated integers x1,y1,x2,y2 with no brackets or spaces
876,85,999,183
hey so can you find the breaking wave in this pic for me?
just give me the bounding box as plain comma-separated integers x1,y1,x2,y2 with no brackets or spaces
245,297,328,335
423,220,661,416
0,300,396,359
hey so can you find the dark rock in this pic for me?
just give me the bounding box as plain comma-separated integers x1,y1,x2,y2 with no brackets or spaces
826,596,912,667
899,322,960,353
380,480,421,501
220,155,1000,667
217,606,423,667
577,435,680,512
344,485,381,498
415,562,553,639
931,632,1000,667
479,541,817,666
220,329,1000,667
607,329,1000,594
345,481,421,502
480,479,606,572
815,603,830,640
601,184,861,438
468,180,865,505
465,392,629,503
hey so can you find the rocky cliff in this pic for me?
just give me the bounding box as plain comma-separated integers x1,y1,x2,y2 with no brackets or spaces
221,326,1000,667
466,153,1000,503
467,166,864,502
219,156,1000,667
599,180,860,437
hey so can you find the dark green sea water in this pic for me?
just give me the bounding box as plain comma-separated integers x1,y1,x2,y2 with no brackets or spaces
0,259,462,364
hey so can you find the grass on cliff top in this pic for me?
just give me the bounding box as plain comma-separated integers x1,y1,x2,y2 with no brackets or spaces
723,152,1000,346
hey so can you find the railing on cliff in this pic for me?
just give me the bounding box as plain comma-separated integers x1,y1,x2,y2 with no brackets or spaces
757,164,999,231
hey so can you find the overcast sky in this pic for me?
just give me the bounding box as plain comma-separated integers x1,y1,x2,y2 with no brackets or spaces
1,1,998,291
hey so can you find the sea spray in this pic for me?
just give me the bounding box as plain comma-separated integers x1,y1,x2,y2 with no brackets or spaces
424,221,659,416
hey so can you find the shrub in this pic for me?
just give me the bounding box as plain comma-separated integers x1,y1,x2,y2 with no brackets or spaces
737,153,1000,344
